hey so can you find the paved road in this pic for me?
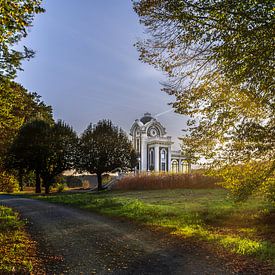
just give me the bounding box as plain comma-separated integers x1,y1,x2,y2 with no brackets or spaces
0,195,236,274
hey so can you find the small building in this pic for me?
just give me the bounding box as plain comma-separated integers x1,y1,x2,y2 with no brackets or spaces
130,112,191,173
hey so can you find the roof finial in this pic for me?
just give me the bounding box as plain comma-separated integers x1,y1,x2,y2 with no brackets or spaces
144,112,152,117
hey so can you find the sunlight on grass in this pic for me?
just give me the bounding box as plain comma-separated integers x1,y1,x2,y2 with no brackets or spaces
37,189,274,262
0,206,34,273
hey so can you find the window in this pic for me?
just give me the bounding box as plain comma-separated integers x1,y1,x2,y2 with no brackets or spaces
160,148,167,171
172,160,179,173
181,161,189,173
149,148,154,170
136,138,140,152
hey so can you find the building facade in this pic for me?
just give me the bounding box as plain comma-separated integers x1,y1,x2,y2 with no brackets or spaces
130,113,191,173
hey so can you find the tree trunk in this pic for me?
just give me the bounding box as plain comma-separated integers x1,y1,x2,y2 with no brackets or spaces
45,183,50,194
18,169,23,191
97,173,103,191
35,172,41,193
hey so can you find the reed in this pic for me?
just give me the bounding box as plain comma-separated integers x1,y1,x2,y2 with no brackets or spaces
113,172,221,190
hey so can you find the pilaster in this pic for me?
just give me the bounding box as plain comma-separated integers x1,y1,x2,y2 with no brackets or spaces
168,146,172,172
154,145,160,172
140,133,147,171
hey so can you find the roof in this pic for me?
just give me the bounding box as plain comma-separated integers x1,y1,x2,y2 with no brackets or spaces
140,112,153,124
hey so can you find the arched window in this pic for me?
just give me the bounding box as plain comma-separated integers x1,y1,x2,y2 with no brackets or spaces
136,138,140,152
149,148,154,170
172,160,179,173
181,160,189,173
160,148,167,171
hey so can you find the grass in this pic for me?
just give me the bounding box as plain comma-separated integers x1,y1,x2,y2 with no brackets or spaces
0,206,36,274
36,189,275,263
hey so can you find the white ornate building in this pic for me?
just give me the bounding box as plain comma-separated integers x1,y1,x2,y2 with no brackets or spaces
130,113,191,173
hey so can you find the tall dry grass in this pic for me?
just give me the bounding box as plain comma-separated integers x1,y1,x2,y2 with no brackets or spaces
113,173,221,190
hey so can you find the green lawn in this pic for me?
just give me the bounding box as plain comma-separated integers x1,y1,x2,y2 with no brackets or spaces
0,206,34,274
36,189,275,263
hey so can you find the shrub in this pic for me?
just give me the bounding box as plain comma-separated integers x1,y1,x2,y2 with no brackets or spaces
260,178,275,204
113,173,220,190
82,180,90,189
211,161,275,202
0,171,19,193
56,183,65,193
102,174,112,184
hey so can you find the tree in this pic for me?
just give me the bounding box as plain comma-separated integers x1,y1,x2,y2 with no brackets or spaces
133,0,274,106
6,120,51,193
0,0,44,78
134,0,275,201
5,120,77,193
0,0,47,192
0,77,53,161
0,77,53,192
40,121,78,194
78,120,136,191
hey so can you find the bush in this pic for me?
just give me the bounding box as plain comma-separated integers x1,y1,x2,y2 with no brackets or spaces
260,178,275,204
82,180,90,189
113,173,220,190
102,174,112,185
211,161,275,203
0,171,19,193
56,183,65,193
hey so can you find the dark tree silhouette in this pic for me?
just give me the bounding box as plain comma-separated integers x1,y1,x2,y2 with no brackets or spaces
6,120,78,194
6,120,51,193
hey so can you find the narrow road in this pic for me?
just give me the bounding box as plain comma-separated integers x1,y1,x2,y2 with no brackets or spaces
0,195,236,274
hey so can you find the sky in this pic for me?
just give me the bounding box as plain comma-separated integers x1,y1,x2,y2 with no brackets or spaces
16,0,188,149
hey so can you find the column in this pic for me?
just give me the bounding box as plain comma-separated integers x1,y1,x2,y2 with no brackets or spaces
178,158,182,173
188,162,192,174
140,134,147,171
168,146,172,172
154,145,159,172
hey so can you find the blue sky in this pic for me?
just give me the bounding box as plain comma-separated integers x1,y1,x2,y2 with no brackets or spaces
16,0,188,149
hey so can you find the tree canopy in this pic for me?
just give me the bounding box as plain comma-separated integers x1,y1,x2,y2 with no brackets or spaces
0,77,53,164
134,0,274,105
5,119,51,193
5,120,78,193
134,0,275,201
40,120,78,194
78,120,136,190
0,0,44,78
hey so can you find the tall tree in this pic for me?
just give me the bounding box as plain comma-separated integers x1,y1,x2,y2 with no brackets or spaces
0,0,47,192
0,78,53,192
0,0,44,78
134,0,275,201
5,120,78,194
6,120,51,193
40,121,78,194
78,120,136,191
